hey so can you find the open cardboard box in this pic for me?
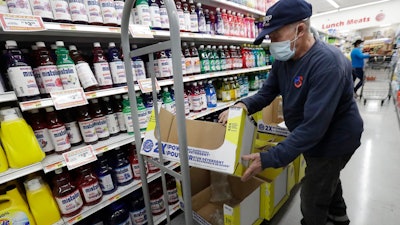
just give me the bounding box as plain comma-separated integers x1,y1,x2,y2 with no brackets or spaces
177,167,264,225
140,107,256,176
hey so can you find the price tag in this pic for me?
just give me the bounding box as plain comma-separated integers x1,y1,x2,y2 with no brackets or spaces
129,24,153,38
138,78,161,93
109,194,121,202
19,100,43,111
96,146,109,154
108,27,120,33
59,24,76,30
50,88,88,110
63,145,97,170
68,214,83,224
0,13,45,31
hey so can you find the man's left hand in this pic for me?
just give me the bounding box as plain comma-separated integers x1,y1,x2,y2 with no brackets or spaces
241,153,262,182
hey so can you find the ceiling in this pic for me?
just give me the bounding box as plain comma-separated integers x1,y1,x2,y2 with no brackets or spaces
307,0,389,15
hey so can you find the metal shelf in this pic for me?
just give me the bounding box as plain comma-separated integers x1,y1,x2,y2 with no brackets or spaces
0,162,43,185
196,0,265,16
154,202,181,225
0,91,17,103
63,163,180,225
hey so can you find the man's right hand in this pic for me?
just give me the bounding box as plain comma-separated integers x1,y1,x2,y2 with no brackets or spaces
218,102,247,125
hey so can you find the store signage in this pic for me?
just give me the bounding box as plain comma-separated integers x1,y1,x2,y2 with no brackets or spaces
321,17,372,29
138,78,161,93
63,145,97,170
0,13,46,31
50,87,88,110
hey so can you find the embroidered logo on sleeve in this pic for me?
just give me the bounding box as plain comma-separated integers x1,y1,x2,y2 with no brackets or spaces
294,75,303,88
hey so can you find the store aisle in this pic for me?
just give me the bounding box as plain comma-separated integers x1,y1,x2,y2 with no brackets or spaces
270,100,400,225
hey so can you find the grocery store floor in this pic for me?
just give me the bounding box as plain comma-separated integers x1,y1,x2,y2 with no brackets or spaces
170,99,400,225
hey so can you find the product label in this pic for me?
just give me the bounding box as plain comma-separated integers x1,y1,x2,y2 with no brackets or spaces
6,0,32,15
181,57,187,75
58,64,81,89
132,60,146,81
86,0,103,24
109,61,126,84
116,112,127,131
136,4,150,26
209,58,216,72
201,93,207,109
190,13,198,32
157,58,171,78
198,16,206,32
184,12,190,31
150,195,165,214
191,56,200,74
217,20,224,34
94,62,112,86
149,5,161,28
130,208,147,225
105,113,120,134
131,161,141,179
220,58,227,71
49,125,71,152
207,93,217,106
114,0,124,25
33,67,45,94
100,0,117,24
200,58,210,73
30,0,53,19
116,218,132,225
55,189,83,215
184,96,190,115
78,119,98,143
114,164,133,184
51,0,71,21
162,101,175,114
222,90,231,101
34,128,55,153
7,66,40,97
98,173,115,192
215,58,221,71
69,0,88,22
184,58,192,75
65,121,83,144
75,62,98,89
93,116,109,138
123,111,134,133
190,95,202,112
159,6,169,29
0,209,30,224
81,181,102,203
137,108,148,130
132,7,138,24
178,10,185,30
39,65,63,93
167,188,178,204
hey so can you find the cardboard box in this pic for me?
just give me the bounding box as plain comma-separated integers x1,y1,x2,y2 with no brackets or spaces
177,168,264,225
140,107,256,176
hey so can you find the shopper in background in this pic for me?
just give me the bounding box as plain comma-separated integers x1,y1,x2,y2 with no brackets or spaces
218,0,363,225
351,39,370,98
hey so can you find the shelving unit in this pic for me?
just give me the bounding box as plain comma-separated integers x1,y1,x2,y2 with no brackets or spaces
0,163,43,185
0,91,17,103
196,0,265,16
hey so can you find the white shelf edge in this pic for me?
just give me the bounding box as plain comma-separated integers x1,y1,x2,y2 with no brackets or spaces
154,202,181,225
0,162,43,185
0,91,17,103
52,219,65,225
64,163,180,225
19,98,53,112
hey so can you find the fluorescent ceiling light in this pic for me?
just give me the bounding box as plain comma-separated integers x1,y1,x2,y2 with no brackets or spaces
379,23,392,27
313,0,391,17
326,0,340,8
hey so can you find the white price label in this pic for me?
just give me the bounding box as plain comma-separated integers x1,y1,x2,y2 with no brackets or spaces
138,78,161,93
129,24,154,38
50,88,88,110
0,13,46,31
63,145,97,170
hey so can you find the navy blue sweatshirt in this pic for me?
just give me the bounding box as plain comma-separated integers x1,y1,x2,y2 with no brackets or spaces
241,39,364,169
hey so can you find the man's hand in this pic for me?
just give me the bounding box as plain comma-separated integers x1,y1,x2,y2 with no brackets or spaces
241,153,262,182
218,102,248,125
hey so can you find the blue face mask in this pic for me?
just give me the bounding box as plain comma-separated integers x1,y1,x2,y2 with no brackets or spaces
270,26,299,61
359,44,364,49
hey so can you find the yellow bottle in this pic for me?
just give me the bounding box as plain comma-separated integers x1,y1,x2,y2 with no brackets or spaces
24,176,61,225
0,144,8,173
0,185,37,225
0,108,45,168
222,78,232,102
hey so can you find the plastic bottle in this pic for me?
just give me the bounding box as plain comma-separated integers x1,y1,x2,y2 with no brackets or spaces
149,0,161,29
229,77,237,100
212,46,221,71
206,45,215,72
221,78,231,102
24,176,61,225
149,179,165,215
166,174,178,205
215,8,224,35
127,189,148,225
132,93,148,132
51,0,72,23
157,50,172,79
113,148,134,186
182,42,193,76
198,45,209,74
162,87,176,114
99,0,118,26
221,8,229,35
131,44,147,81
90,98,110,141
182,0,190,32
0,185,37,225
102,96,120,136
0,144,8,173
166,49,175,77
107,42,127,87
188,0,198,33
55,41,81,90
62,108,83,146
106,201,132,225
93,42,113,89
232,11,238,36
142,93,153,123
217,45,226,71
122,94,134,135
189,42,200,74
113,95,127,133
128,144,144,179
52,168,83,217
204,8,210,34
5,40,40,101
69,45,98,91
36,42,63,95
31,45,46,96
234,76,241,99
180,48,187,76
86,0,103,25
189,82,202,113
29,109,55,155
29,0,54,21
76,165,103,206
136,0,151,26
77,105,98,145
223,45,232,70
69,0,89,24
96,153,118,195
114,0,124,26
198,81,207,111
146,156,160,173
158,0,169,30
45,107,71,154
196,3,206,33
6,0,32,15
175,0,185,32
205,80,217,108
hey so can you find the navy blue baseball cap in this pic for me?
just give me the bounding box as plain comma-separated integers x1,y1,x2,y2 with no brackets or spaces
254,0,312,45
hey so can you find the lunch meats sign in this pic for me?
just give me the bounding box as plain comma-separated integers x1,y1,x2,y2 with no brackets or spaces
312,1,400,32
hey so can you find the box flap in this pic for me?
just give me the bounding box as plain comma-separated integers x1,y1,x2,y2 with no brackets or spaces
154,108,175,142
229,175,263,200
190,167,211,196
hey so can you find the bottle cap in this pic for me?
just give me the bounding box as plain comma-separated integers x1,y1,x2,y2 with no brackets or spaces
29,109,40,114
3,113,19,121
25,177,42,191
122,94,129,100
51,44,57,50
36,42,46,47
114,95,121,99
163,87,168,91
103,96,110,101
6,40,17,48
45,107,55,113
109,42,116,47
196,2,201,7
136,92,141,97
90,98,98,104
56,41,65,47
131,44,138,49
69,45,77,51
93,42,101,47
55,168,63,174
216,7,220,11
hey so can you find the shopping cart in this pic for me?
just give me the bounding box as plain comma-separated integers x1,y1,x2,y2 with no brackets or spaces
360,59,394,105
